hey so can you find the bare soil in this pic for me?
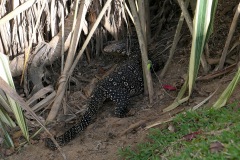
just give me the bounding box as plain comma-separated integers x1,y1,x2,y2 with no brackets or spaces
3,0,240,160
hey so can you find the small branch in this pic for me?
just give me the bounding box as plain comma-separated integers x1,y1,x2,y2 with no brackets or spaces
119,120,146,136
160,0,190,78
197,63,237,81
60,2,65,72
47,0,89,121
124,2,134,23
145,117,174,130
144,0,151,42
137,0,147,42
190,88,218,111
177,0,193,34
218,3,240,70
128,0,154,103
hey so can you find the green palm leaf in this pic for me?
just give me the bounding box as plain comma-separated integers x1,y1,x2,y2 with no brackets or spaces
164,0,217,112
0,52,29,147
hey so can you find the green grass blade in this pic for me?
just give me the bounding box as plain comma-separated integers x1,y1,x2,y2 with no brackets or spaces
120,106,240,159
0,52,29,142
0,121,14,148
213,65,240,109
165,0,218,112
189,0,217,94
163,79,189,112
0,108,16,127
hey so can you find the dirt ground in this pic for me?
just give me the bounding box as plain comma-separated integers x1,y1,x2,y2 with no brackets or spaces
3,0,240,160
6,60,240,160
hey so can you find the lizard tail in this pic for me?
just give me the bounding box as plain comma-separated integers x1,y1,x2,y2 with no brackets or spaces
45,87,106,150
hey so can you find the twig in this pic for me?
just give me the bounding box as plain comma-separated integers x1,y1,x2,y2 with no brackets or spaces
218,3,240,70
119,120,146,136
47,0,90,121
128,0,154,103
137,0,147,42
160,0,189,77
177,0,192,34
190,88,218,111
144,0,151,42
197,63,237,81
124,2,134,23
60,1,65,72
145,117,174,130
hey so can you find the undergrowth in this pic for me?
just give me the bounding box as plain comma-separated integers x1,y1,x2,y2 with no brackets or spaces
119,102,240,160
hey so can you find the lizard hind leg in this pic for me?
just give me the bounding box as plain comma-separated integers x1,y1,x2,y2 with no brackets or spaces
109,89,130,118
115,100,130,118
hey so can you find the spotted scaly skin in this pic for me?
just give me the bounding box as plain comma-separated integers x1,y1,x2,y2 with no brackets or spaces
45,39,165,150
45,51,144,150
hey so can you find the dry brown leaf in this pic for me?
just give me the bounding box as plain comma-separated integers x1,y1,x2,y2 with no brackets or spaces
210,141,224,153
183,130,202,141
